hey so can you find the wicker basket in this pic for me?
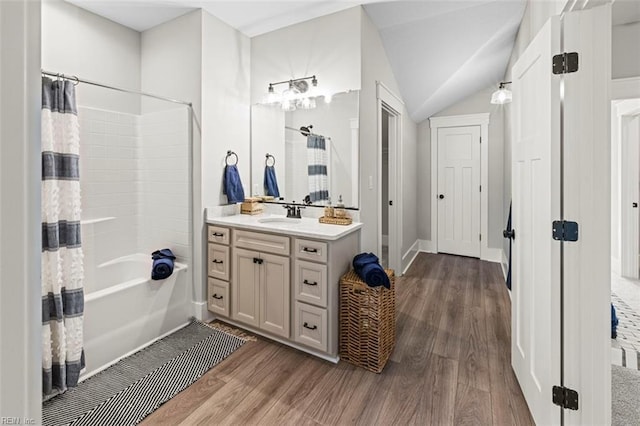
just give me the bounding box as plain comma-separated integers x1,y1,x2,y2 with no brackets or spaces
339,269,396,373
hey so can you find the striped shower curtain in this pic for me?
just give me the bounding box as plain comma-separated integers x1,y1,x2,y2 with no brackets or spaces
41,77,85,396
307,134,329,202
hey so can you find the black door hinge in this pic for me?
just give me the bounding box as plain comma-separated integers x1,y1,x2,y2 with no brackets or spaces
552,385,579,410
552,52,579,74
552,220,579,242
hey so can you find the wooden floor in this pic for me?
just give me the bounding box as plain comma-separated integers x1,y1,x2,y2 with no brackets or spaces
143,253,534,425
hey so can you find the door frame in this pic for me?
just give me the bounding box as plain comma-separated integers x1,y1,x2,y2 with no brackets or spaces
429,113,493,260
376,81,403,274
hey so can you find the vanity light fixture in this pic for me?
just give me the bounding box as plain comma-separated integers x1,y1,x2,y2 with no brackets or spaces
266,75,320,111
491,81,512,105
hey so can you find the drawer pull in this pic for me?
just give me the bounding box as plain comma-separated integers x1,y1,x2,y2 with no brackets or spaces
212,294,223,300
303,279,318,286
212,232,224,237
302,247,318,253
303,322,317,331
253,257,264,265
212,259,224,264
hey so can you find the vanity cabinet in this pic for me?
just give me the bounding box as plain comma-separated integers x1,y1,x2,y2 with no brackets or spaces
232,247,290,338
206,217,360,362
207,225,231,316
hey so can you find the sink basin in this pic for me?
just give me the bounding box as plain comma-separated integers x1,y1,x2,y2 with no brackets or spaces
258,217,302,224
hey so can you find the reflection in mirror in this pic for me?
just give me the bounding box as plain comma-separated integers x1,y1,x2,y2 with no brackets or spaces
251,90,359,208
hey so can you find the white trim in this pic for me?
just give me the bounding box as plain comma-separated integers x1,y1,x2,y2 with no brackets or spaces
418,239,435,253
501,250,508,280
381,234,389,246
0,1,42,422
483,248,503,264
429,113,491,261
376,81,403,275
612,77,640,100
193,301,215,322
402,239,420,274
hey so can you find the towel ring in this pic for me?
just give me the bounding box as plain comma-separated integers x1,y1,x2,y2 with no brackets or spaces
225,150,238,166
265,153,276,167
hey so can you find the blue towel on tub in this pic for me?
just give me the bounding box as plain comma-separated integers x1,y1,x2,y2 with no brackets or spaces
352,252,390,289
264,165,280,197
151,248,176,280
223,164,245,204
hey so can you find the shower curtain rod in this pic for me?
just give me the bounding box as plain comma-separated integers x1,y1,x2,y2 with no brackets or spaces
284,125,331,140
41,70,192,107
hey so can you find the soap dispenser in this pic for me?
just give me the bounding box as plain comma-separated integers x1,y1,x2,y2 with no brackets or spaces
335,195,346,218
324,197,334,218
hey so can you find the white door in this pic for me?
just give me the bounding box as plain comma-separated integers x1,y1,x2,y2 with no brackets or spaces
511,16,562,426
437,125,481,258
621,114,640,278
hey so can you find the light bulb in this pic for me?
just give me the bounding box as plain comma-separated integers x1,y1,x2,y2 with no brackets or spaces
324,93,333,103
281,99,296,111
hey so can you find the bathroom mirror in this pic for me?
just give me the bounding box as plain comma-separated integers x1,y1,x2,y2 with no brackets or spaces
250,90,359,208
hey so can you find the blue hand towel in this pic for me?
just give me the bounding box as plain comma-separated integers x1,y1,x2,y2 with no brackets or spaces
264,165,280,197
612,303,619,339
223,164,245,204
352,252,390,289
151,249,176,280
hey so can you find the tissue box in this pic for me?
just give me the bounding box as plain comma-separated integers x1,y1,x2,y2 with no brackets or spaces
241,198,263,215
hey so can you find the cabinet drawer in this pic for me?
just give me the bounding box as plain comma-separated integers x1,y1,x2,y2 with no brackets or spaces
207,278,229,316
294,260,328,308
234,229,290,256
208,243,230,281
208,225,230,245
294,302,328,352
294,238,327,263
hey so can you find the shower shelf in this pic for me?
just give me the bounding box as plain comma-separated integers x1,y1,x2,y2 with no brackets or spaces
81,217,116,226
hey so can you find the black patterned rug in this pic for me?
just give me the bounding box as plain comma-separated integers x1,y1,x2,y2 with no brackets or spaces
43,320,246,426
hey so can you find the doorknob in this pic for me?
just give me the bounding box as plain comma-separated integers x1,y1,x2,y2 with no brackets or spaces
389,200,393,206
439,194,444,199
503,229,516,240
634,202,638,208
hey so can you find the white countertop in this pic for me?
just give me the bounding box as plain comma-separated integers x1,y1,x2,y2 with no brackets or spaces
206,212,362,241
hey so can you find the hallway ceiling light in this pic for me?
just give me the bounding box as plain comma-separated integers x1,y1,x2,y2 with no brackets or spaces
491,81,512,104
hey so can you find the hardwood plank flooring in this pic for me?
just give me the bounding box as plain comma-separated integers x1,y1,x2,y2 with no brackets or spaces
142,253,534,426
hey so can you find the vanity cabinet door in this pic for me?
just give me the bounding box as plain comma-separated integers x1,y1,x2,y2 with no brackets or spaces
259,253,290,338
232,248,260,327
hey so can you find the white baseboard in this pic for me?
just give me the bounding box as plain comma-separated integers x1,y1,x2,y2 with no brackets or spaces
192,301,214,322
418,239,435,253
501,250,508,280
481,247,503,263
402,240,420,274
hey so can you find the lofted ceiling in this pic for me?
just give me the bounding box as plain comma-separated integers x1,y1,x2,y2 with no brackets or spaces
65,0,527,122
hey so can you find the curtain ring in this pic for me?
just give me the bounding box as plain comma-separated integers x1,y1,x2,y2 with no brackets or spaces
72,75,79,86
265,153,275,167
225,150,238,166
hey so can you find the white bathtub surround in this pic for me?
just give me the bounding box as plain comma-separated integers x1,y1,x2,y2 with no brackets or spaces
82,254,188,379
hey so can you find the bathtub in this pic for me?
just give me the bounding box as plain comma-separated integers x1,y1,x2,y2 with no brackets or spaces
82,253,189,379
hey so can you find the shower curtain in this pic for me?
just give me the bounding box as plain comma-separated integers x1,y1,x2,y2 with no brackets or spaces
307,134,329,202
41,77,85,396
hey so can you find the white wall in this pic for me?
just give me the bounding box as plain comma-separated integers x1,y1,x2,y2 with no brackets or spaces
41,0,141,114
612,22,640,79
250,7,362,104
416,86,505,250
360,8,419,264
141,9,251,315
0,0,42,421
251,105,286,197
